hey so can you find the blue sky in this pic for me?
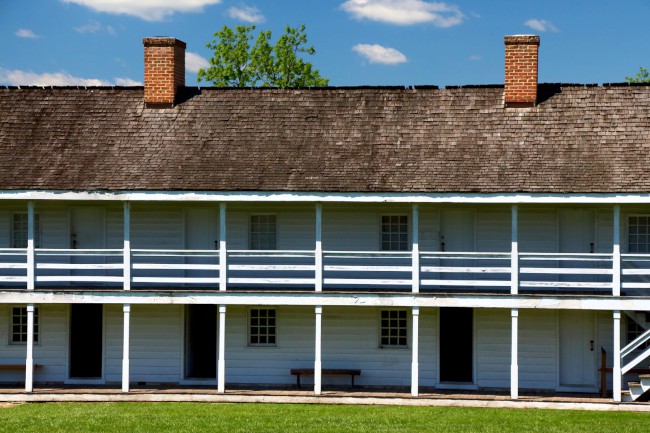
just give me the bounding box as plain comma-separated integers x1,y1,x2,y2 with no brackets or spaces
1,0,649,87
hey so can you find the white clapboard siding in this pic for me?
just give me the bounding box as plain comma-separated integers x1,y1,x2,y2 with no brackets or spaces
131,208,184,249
519,209,558,253
106,209,124,249
323,211,380,251
225,306,314,384
0,305,67,383
105,305,183,383
476,208,510,253
0,211,9,248
475,309,510,388
104,304,123,384
519,310,558,389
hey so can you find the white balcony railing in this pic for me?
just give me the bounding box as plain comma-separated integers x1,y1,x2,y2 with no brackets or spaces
0,248,647,295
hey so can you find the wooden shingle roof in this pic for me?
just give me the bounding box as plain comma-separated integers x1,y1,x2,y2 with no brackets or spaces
0,84,649,193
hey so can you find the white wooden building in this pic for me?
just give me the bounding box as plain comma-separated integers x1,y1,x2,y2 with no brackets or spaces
1,35,649,402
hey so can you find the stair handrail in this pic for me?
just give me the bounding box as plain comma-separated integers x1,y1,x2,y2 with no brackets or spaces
622,344,650,375
621,326,650,358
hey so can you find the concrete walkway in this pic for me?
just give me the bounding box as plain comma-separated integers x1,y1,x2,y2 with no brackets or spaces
0,387,648,411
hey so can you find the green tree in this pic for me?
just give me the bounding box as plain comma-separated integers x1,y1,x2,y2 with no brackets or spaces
197,24,328,88
626,67,650,83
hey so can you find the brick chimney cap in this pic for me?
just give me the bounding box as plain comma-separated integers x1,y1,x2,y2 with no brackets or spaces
143,37,186,49
504,35,540,45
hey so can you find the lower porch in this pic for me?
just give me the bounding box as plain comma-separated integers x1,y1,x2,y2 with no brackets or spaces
0,385,647,411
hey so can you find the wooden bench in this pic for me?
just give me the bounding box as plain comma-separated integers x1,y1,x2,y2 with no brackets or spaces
290,368,361,388
0,364,42,371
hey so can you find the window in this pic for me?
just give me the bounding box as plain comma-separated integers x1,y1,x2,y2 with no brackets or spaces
250,215,277,250
380,310,407,348
12,213,41,248
11,306,39,344
628,216,650,253
249,308,276,346
381,215,408,251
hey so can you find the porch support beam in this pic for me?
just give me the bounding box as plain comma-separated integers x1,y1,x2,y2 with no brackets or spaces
613,310,621,402
411,306,419,396
511,205,518,295
510,308,519,400
219,204,227,292
25,304,34,392
27,201,35,291
123,202,131,291
412,204,420,294
217,305,226,393
315,204,323,292
122,304,130,392
314,305,322,395
613,205,621,297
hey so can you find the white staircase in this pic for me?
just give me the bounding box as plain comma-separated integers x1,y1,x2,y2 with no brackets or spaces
622,375,650,402
620,312,650,402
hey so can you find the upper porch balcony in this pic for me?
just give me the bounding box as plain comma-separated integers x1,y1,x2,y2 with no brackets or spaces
0,201,648,296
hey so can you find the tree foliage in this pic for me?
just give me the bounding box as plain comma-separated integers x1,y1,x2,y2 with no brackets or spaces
625,67,650,83
197,24,329,88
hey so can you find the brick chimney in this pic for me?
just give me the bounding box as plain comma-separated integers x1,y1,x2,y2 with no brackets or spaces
143,37,186,108
504,35,540,107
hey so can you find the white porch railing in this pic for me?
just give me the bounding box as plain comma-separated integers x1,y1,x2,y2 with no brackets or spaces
0,248,648,294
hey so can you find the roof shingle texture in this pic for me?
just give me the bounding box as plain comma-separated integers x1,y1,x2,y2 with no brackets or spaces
0,85,649,193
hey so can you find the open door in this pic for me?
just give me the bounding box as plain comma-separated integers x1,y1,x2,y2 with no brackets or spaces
185,305,217,379
69,304,103,378
439,307,473,383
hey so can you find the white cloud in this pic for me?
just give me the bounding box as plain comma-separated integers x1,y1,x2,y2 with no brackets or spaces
352,44,407,65
468,55,481,61
61,0,222,21
341,0,465,27
524,19,558,32
15,29,39,38
227,5,265,23
0,68,141,86
186,52,210,73
74,20,116,35
114,77,143,86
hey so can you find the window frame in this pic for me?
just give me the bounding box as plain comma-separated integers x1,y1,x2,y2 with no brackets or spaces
248,307,278,347
249,214,278,250
627,215,650,253
378,309,409,349
379,214,410,252
11,212,41,249
9,306,40,345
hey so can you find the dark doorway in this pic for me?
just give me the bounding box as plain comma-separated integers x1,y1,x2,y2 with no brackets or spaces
69,304,103,378
185,305,217,379
439,307,473,383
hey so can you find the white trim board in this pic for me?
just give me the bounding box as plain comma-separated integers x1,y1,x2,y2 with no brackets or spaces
4,190,650,204
3,290,650,310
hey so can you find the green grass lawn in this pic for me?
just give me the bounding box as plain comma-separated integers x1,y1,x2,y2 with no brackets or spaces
0,402,644,433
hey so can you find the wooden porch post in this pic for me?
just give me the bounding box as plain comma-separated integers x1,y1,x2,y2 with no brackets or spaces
511,205,518,295
412,204,420,294
25,201,35,392
314,305,322,395
411,306,419,396
27,201,35,291
315,204,323,292
123,202,131,291
217,305,226,392
122,304,130,392
510,205,519,399
511,308,519,400
613,310,622,402
25,304,34,392
219,203,227,292
613,205,621,297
